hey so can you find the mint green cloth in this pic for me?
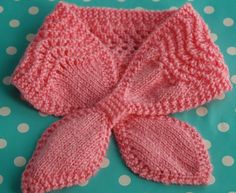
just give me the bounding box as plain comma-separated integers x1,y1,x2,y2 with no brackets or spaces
0,0,235,193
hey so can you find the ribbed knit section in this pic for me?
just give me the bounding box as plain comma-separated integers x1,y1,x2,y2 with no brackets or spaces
10,2,232,193
96,89,130,127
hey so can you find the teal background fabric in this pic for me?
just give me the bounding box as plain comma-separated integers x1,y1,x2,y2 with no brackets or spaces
0,0,236,193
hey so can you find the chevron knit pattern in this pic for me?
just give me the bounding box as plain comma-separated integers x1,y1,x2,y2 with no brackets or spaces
11,2,232,193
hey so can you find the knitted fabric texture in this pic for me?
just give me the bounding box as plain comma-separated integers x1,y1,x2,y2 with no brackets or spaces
11,2,232,193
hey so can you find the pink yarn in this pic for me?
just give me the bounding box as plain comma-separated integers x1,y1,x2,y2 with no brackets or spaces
11,2,232,193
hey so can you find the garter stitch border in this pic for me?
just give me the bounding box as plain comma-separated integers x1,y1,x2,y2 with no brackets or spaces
11,2,232,193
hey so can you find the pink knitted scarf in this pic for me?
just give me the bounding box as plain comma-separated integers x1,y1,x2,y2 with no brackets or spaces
11,2,232,193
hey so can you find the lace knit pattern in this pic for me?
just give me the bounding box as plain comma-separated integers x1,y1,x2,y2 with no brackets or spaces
11,2,232,193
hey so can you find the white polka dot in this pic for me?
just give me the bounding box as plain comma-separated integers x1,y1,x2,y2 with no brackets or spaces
83,0,91,2
217,122,230,132
17,123,29,133
229,191,236,193
0,6,4,13
204,6,215,14
0,175,3,184
231,75,236,84
227,47,236,55
38,112,48,117
223,18,234,27
0,106,11,116
215,93,225,100
135,7,144,10
28,6,39,15
152,0,160,2
169,6,178,10
14,156,26,167
222,155,234,166
208,174,215,185
196,106,208,116
119,175,131,186
117,0,125,2
101,157,110,168
2,76,11,85
0,138,7,149
203,139,211,150
26,33,35,42
78,180,88,186
9,19,20,28
210,33,218,42
6,46,17,55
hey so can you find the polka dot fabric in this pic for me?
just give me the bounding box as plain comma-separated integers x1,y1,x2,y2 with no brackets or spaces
0,0,235,193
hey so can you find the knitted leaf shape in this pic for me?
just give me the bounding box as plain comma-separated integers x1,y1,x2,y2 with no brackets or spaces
22,109,111,193
12,3,117,116
123,7,230,115
114,115,211,184
11,2,232,193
